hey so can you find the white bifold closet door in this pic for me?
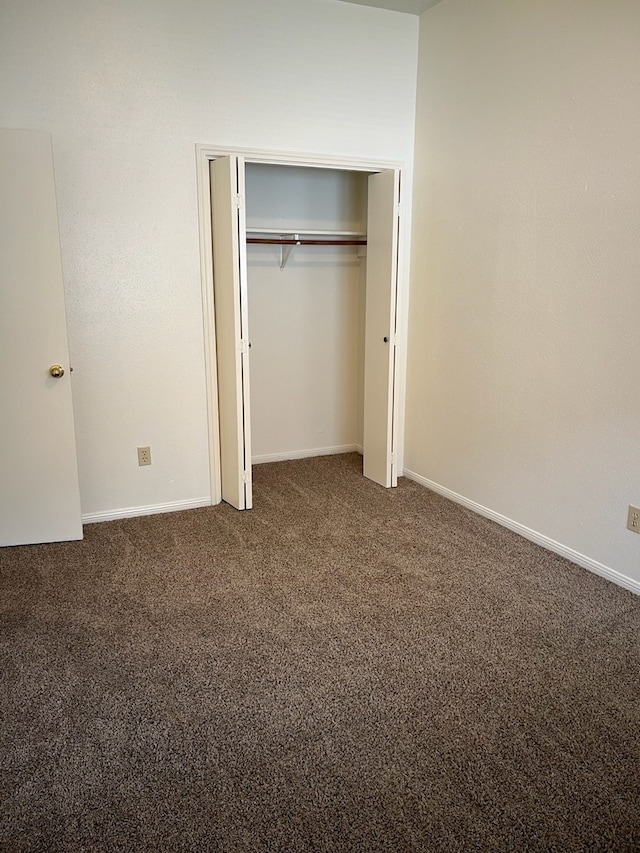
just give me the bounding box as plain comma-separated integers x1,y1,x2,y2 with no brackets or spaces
210,155,252,510
363,169,400,488
210,157,400,509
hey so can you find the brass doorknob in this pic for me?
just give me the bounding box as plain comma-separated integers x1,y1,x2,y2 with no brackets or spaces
49,364,64,378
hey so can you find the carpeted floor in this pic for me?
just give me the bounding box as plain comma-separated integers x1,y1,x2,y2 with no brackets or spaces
1,453,639,852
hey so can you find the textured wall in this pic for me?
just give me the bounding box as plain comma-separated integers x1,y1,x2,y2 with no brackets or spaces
406,0,640,586
0,0,417,516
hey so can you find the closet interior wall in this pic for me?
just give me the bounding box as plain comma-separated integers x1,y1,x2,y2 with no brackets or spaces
245,164,369,464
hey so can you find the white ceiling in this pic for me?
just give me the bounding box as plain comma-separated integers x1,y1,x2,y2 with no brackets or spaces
338,0,442,15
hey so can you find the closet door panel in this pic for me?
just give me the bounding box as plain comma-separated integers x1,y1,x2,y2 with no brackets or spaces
210,156,252,510
363,169,400,488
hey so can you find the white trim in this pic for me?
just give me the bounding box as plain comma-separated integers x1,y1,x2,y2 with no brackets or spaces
82,498,211,525
402,469,640,596
195,143,403,173
253,444,362,465
196,144,408,508
195,148,222,507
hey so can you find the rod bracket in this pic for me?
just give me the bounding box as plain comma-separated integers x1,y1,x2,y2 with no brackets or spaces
280,234,300,270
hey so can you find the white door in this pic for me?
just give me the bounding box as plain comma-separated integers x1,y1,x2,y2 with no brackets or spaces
0,129,83,546
363,169,400,488
210,156,252,510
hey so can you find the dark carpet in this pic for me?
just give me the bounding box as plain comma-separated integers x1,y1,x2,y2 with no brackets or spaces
1,453,639,852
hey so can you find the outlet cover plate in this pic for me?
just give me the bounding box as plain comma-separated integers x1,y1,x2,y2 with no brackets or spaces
137,446,151,466
627,505,640,533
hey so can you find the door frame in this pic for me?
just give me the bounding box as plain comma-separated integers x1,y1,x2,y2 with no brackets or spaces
195,144,407,505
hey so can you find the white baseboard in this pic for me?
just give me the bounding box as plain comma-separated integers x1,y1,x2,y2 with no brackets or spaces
82,497,212,525
402,469,640,596
252,444,362,465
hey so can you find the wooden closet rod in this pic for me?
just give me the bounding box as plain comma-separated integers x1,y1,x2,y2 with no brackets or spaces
247,238,367,246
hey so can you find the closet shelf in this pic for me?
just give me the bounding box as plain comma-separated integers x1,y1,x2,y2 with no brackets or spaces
247,228,366,236
246,229,367,269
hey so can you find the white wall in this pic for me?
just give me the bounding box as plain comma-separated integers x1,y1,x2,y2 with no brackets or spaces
0,0,418,518
405,0,640,589
245,165,367,462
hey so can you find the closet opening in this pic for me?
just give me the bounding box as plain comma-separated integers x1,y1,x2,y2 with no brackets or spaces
245,163,369,478
197,148,403,510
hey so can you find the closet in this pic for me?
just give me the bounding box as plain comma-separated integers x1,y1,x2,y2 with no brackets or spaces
209,154,400,510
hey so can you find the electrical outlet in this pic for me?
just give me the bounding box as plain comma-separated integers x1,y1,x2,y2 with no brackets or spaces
627,505,640,533
137,446,151,466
